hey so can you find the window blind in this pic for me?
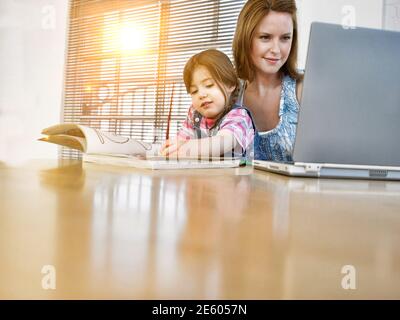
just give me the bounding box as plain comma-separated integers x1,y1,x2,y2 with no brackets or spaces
62,0,246,158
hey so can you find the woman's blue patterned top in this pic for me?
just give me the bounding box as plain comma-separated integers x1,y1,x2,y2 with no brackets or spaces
237,75,300,162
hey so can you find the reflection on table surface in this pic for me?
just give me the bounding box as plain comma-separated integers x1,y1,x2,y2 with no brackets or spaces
0,160,399,299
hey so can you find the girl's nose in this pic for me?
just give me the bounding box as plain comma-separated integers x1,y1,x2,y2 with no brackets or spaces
199,90,207,98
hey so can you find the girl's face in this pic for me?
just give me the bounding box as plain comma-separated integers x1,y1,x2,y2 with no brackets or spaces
250,11,293,77
189,65,234,119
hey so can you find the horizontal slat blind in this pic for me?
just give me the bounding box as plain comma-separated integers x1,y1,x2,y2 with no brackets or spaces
62,0,246,158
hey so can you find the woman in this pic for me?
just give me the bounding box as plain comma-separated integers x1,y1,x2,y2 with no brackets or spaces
233,0,303,161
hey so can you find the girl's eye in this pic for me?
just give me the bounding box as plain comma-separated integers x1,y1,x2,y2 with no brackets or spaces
190,90,198,95
260,35,270,40
205,83,214,88
282,36,292,41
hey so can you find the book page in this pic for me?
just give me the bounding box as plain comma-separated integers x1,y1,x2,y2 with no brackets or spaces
79,125,154,155
41,123,159,156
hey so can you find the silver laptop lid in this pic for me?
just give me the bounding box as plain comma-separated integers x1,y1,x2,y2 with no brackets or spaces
293,22,400,167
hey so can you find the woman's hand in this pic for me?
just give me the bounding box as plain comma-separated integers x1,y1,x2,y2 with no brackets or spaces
159,138,187,157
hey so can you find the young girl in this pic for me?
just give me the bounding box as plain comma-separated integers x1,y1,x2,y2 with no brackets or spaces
160,49,254,159
232,0,304,162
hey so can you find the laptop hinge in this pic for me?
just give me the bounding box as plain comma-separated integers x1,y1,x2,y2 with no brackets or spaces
295,162,322,173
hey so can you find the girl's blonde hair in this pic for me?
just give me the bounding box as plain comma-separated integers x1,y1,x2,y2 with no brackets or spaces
183,49,239,113
232,0,303,82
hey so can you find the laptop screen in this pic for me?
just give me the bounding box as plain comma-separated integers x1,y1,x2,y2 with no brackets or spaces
293,23,400,167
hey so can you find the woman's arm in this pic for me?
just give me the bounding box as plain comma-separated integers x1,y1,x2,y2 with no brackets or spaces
160,129,237,158
296,80,304,103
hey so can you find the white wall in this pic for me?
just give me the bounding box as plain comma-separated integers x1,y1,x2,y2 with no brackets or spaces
0,0,69,164
296,0,384,69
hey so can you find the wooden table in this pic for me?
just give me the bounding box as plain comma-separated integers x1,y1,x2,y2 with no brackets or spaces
1,160,399,299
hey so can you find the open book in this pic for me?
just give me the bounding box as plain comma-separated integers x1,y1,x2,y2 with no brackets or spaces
39,123,242,169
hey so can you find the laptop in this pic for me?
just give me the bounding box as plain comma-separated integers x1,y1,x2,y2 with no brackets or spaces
253,22,400,180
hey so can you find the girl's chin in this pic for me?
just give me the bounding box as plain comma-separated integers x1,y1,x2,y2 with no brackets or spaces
199,111,219,120
196,108,216,118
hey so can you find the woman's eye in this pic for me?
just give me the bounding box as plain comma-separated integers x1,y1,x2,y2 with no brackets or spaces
205,83,214,88
190,90,198,95
282,36,291,41
260,35,270,40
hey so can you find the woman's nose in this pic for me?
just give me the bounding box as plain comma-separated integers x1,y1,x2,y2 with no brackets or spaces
270,40,280,54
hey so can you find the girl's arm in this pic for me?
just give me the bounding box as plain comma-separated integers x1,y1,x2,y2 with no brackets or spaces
159,138,187,157
158,105,195,157
160,129,237,158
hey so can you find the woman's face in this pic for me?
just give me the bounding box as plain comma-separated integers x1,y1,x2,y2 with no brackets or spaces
250,11,294,77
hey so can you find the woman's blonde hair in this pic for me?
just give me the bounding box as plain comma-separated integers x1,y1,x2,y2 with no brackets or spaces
183,49,239,112
232,0,303,82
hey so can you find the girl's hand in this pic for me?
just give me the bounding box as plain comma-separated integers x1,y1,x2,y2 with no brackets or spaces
159,138,187,157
